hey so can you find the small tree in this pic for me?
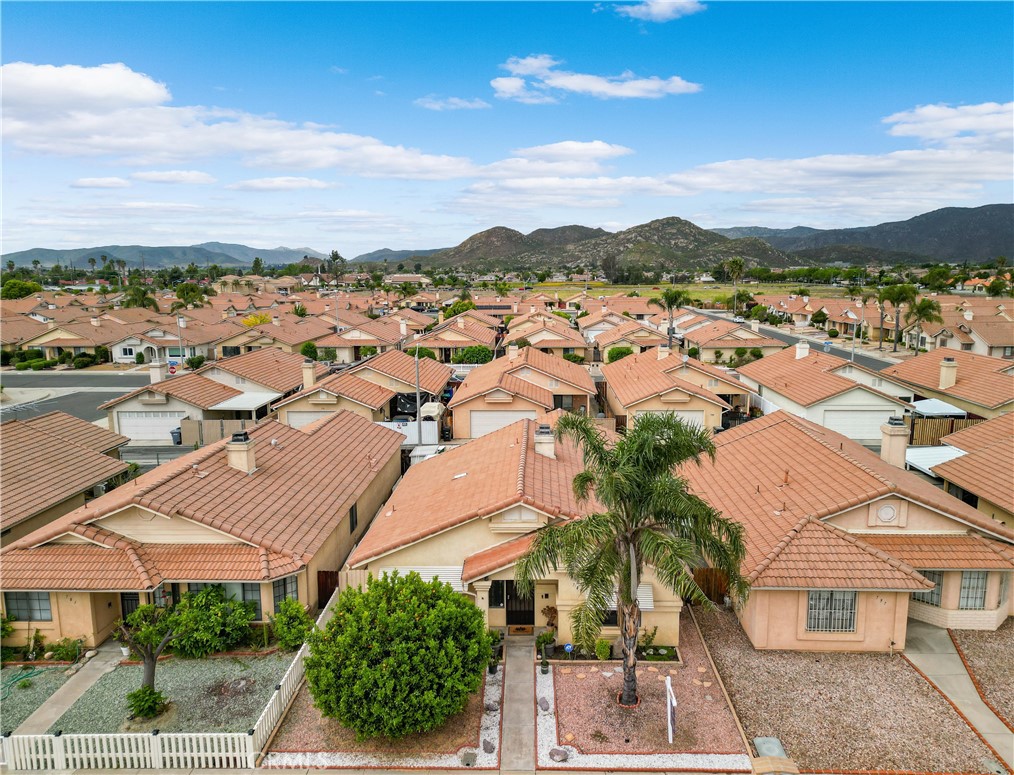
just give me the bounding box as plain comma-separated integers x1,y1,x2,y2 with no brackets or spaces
292,303,308,317
687,347,700,359
452,345,493,364
242,312,272,327
749,348,763,360
114,604,176,694
405,346,437,360
135,351,146,365
320,347,337,362
184,355,206,370
713,349,724,363
305,571,491,739
272,598,314,650
360,346,378,358
810,309,828,328
300,341,319,361
444,299,476,318
607,346,634,363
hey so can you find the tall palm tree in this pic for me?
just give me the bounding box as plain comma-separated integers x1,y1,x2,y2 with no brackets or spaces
905,298,943,352
515,413,748,707
397,282,418,302
123,283,160,312
724,257,746,317
650,287,692,349
884,284,918,352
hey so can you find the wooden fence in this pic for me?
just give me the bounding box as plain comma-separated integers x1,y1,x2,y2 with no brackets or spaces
907,417,983,447
693,567,730,604
180,418,257,447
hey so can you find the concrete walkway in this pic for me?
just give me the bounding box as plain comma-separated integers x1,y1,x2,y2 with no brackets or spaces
15,640,122,735
905,620,1013,769
501,636,535,774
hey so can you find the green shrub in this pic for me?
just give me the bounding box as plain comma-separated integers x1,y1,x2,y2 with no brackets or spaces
135,351,145,364
126,685,167,718
638,625,658,650
171,586,255,658
563,352,584,364
23,349,43,361
95,345,110,363
319,347,337,362
405,346,436,360
749,348,763,360
305,571,491,740
30,360,45,371
1,613,14,639
734,347,748,361
359,346,378,358
827,329,840,338
451,345,493,364
594,639,612,661
535,629,556,650
606,346,634,363
18,679,33,690
73,356,94,370
49,637,82,662
44,359,58,368
0,351,10,367
300,341,318,361
272,598,313,650
687,347,700,359
14,362,30,371
58,350,74,364
184,355,205,370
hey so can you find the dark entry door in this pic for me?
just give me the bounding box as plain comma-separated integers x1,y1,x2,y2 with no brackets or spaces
505,581,534,626
120,592,141,617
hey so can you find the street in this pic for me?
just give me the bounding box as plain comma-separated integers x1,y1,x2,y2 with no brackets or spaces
0,370,147,422
0,372,151,388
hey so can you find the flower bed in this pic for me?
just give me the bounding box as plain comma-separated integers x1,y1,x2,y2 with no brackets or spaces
1,665,70,733
696,607,999,773
951,621,1014,728
47,653,291,734
263,666,502,768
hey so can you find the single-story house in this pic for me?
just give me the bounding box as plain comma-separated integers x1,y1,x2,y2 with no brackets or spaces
314,317,408,364
274,371,397,428
503,321,588,361
214,316,334,360
679,320,786,364
411,316,499,364
932,414,1014,528
881,349,1014,419
348,348,455,398
592,320,668,359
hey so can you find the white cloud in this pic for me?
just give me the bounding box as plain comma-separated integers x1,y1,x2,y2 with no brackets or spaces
414,95,491,111
131,170,217,184
227,177,333,191
2,62,477,180
615,0,706,22
483,141,635,178
883,101,1013,149
494,54,700,102
513,140,634,162
70,177,130,188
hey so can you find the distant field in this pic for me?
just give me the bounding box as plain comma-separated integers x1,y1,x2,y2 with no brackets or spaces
534,281,853,304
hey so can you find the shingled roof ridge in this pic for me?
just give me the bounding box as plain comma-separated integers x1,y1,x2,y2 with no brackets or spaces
966,530,1014,562
517,421,530,496
747,514,812,583
783,414,896,489
259,547,272,579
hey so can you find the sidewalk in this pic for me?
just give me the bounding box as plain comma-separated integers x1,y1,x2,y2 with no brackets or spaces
500,636,535,773
14,640,122,735
905,620,1013,769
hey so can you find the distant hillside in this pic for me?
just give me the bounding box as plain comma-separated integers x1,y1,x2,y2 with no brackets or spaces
351,247,448,263
790,244,934,266
526,225,609,246
3,243,328,269
711,205,1013,261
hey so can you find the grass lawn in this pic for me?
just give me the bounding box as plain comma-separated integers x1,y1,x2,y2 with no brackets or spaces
951,620,1014,727
47,653,292,734
696,607,998,773
535,281,853,304
1,665,70,733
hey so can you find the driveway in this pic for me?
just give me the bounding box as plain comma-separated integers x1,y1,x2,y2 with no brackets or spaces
0,372,146,422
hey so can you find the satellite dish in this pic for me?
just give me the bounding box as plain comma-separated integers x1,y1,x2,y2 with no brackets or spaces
681,354,689,363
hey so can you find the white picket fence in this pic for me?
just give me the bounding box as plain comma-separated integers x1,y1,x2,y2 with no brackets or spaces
0,587,342,770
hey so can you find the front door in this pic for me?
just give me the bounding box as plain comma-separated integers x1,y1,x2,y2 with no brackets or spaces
120,592,140,618
504,581,534,626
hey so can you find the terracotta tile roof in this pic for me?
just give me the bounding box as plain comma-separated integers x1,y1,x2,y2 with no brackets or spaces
941,413,1014,452
388,308,433,327
505,321,584,348
577,308,628,331
601,352,731,410
349,349,454,394
932,436,1014,512
448,348,594,409
881,349,1014,410
594,320,668,349
0,316,48,345
100,372,243,411
0,420,129,531
23,411,129,453
0,542,150,590
317,317,407,348
414,318,498,349
274,371,396,411
2,413,403,589
860,533,1014,570
682,320,785,349
203,347,329,393
962,318,1014,347
461,534,536,582
448,367,554,409
348,413,603,567
738,346,909,407
678,412,1012,589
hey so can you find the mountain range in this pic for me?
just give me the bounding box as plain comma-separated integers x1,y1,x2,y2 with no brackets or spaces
2,243,327,269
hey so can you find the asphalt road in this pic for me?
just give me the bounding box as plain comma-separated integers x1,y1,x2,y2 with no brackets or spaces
0,372,151,388
0,389,128,422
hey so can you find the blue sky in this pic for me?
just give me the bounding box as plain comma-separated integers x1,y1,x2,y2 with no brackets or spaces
2,1,1012,257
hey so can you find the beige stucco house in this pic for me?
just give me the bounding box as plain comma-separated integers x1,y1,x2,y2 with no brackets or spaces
933,415,1014,529
679,319,785,364
881,349,1014,419
274,370,396,428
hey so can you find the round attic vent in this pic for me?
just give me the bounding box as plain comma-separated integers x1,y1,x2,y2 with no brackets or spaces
877,504,897,523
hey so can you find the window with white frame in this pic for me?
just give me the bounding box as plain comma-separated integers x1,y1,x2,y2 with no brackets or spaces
872,377,883,387
707,379,720,388
999,573,1009,606
273,576,298,612
4,592,52,621
806,590,857,632
122,347,135,357
912,570,943,607
958,571,988,610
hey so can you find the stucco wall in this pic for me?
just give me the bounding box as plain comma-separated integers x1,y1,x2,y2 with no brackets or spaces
450,393,546,439
276,394,384,425
1,493,87,548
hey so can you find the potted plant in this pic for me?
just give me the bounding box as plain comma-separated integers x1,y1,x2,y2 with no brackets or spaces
540,646,550,675
536,628,556,657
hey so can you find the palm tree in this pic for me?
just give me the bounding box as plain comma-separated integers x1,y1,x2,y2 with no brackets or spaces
494,281,512,298
397,282,418,302
123,283,160,312
883,284,918,352
515,413,748,707
905,298,943,352
650,288,691,349
724,257,746,317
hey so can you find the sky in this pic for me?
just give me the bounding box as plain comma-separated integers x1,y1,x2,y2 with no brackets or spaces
2,1,1012,258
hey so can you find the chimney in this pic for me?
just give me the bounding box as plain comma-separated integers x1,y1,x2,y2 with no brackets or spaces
530,305,536,314
513,303,519,314
802,296,809,303
150,361,167,384
457,317,465,329
221,310,229,320
963,310,974,321
657,345,670,360
939,356,957,389
302,358,316,390
879,416,908,469
534,423,555,459
177,317,187,329
90,317,100,327
795,341,810,360
438,311,445,324
399,320,408,337
226,431,257,474
750,320,760,332
272,315,280,326
508,343,519,362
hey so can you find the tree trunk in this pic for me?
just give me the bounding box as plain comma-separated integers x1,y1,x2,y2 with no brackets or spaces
667,311,674,350
142,653,157,691
618,601,641,706
878,306,885,350
893,316,901,353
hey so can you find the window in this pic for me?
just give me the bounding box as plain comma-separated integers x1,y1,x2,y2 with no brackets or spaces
563,348,574,355
349,503,359,534
553,394,574,411
488,580,505,608
872,377,883,387
806,591,857,632
601,609,619,627
707,379,719,388
242,583,262,620
999,573,1009,606
947,483,979,509
152,585,170,607
961,343,973,351
912,570,943,607
234,376,246,385
1005,347,1014,358
548,379,559,388
4,592,52,621
222,346,241,358
273,576,298,612
122,347,135,357
168,347,182,357
959,571,987,610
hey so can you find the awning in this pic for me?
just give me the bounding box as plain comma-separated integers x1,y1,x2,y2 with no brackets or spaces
420,401,445,419
209,392,281,411
911,398,967,417
906,445,966,476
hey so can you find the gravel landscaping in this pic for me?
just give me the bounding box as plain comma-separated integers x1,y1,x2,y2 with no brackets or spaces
47,653,291,734
1,665,70,733
263,666,502,769
952,620,1014,727
696,607,999,773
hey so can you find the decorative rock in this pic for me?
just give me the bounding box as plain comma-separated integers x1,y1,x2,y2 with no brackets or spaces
549,748,569,762
647,666,658,672
601,672,612,678
484,701,499,712
693,678,703,685
703,680,713,687
576,673,586,679
613,666,623,672
43,651,54,660
538,697,551,711
669,669,679,674
564,732,575,742
657,675,666,681
482,739,495,754
85,650,98,659
561,667,572,674
460,750,477,767
705,694,714,701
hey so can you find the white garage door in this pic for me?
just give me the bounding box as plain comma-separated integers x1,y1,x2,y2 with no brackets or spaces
823,409,895,440
469,410,537,438
287,410,334,429
116,410,187,440
634,409,705,427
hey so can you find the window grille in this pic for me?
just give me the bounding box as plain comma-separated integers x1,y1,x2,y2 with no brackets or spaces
806,590,857,632
242,583,262,620
3,592,52,622
912,570,943,607
958,571,987,610
273,576,298,612
488,580,505,608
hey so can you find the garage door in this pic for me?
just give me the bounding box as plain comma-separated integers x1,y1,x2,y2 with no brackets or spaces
469,410,537,438
116,410,187,440
823,409,895,441
634,409,705,427
287,410,334,429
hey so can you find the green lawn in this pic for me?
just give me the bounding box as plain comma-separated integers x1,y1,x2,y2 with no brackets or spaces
535,281,853,304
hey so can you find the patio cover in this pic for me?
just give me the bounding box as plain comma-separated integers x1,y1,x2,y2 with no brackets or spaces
209,392,281,411
911,398,967,417
905,445,966,476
